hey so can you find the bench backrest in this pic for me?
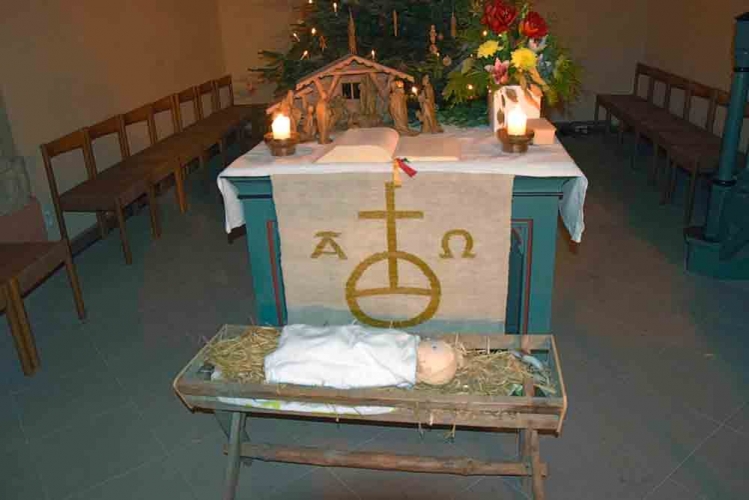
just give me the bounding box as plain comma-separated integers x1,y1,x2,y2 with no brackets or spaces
216,75,234,108
196,80,219,119
632,62,747,140
87,115,129,172
123,103,158,153
40,129,94,218
152,94,180,138
176,87,201,129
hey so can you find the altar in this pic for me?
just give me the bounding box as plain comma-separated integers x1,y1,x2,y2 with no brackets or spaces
218,127,587,334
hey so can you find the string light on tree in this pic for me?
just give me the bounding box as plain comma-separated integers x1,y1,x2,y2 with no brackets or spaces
301,50,309,60
333,2,338,15
370,49,376,61
393,10,398,37
311,27,317,35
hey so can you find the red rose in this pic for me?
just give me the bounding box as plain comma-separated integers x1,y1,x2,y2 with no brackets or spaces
481,0,518,35
520,11,548,39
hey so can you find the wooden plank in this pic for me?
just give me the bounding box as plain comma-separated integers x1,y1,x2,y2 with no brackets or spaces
529,429,545,500
550,335,568,435
222,412,244,500
182,397,561,431
177,378,564,414
231,443,548,477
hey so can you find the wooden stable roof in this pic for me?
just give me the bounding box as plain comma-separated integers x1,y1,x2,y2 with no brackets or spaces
294,54,415,91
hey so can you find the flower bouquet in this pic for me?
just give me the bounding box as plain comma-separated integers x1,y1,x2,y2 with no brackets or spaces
443,0,581,112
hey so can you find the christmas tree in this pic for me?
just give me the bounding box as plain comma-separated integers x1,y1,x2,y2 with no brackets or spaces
254,1,472,103
254,1,580,125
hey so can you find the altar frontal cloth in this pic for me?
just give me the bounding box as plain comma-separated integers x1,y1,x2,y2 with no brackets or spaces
271,172,514,333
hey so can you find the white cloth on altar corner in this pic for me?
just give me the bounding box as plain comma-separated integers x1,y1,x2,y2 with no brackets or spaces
217,126,588,242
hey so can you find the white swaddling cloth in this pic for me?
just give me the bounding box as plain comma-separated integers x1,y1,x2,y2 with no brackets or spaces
264,324,419,389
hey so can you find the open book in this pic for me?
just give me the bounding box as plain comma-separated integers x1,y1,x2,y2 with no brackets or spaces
315,128,461,163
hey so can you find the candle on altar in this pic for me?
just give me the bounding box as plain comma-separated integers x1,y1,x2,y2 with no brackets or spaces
507,106,527,136
272,115,291,140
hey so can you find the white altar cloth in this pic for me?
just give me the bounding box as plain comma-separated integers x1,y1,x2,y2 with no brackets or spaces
217,127,588,242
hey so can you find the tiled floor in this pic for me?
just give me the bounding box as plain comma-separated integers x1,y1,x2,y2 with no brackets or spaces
1,134,747,499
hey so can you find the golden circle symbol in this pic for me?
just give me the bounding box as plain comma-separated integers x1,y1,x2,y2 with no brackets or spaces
345,251,441,328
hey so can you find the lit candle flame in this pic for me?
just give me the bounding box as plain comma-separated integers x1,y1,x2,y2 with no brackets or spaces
311,27,317,35
271,115,291,140
333,2,338,14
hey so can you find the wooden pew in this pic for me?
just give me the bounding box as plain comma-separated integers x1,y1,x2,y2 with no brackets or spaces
595,63,749,225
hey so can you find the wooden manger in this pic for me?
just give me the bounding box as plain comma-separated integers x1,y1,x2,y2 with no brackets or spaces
173,324,568,500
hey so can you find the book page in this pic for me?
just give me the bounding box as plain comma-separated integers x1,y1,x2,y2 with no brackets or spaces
395,135,461,162
315,128,399,163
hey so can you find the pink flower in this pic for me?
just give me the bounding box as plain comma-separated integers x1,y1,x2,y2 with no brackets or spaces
486,58,510,85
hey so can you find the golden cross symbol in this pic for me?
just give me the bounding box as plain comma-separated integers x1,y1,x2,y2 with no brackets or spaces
345,182,441,328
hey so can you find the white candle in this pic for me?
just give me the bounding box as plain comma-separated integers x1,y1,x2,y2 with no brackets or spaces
272,115,291,140
507,106,527,136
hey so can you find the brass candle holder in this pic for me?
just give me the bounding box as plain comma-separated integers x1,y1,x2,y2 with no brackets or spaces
497,128,535,154
264,132,300,157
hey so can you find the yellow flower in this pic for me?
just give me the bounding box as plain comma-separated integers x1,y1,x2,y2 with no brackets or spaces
511,48,538,71
477,40,501,59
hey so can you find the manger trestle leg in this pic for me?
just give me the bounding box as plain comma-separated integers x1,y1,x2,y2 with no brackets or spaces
222,412,246,500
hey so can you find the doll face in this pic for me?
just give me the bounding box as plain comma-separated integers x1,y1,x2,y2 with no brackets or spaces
416,340,459,386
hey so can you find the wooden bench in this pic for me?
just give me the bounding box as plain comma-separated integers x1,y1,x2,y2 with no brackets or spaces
0,240,85,375
41,75,263,262
174,325,568,500
595,63,749,224
41,128,160,265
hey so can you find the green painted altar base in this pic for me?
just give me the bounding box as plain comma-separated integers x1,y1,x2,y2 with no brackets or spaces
230,175,569,334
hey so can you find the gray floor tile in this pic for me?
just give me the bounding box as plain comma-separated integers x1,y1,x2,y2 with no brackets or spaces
167,426,314,500
646,478,705,500
0,442,48,500
268,468,356,500
725,401,749,435
0,391,26,452
334,467,473,500
670,426,749,499
13,357,128,440
28,402,164,499
134,393,216,453
69,455,195,500
456,476,526,500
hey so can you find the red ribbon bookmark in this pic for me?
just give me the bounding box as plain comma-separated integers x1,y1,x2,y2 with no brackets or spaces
395,158,418,177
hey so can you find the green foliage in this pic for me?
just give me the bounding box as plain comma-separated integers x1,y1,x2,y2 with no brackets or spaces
252,0,581,120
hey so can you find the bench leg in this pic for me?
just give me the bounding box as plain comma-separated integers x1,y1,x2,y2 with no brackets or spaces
604,110,611,137
147,185,161,239
220,138,227,167
96,211,109,239
684,164,699,226
593,99,600,123
667,156,678,205
223,412,246,500
630,130,640,169
114,200,133,265
174,166,188,214
63,245,86,321
4,279,39,375
649,142,659,186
